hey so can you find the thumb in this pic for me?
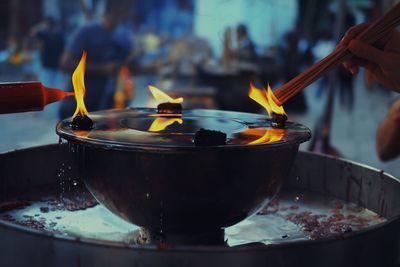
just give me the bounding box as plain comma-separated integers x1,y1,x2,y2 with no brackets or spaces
348,40,386,66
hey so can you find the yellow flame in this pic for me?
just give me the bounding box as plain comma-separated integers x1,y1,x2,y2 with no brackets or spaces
72,51,89,117
246,128,285,145
148,117,183,132
148,85,183,103
248,83,285,117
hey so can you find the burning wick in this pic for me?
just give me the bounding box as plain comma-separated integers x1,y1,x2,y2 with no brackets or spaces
157,103,182,114
70,51,93,130
71,115,93,130
194,128,227,146
148,85,183,114
248,83,287,128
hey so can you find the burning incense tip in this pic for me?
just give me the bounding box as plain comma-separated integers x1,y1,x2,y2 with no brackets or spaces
271,113,288,128
71,114,93,130
157,102,182,114
194,128,227,146
248,83,285,117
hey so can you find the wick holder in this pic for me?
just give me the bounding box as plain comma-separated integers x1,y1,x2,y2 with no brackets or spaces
71,114,94,130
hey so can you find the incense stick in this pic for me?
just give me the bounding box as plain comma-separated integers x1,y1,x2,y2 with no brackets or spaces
274,2,400,105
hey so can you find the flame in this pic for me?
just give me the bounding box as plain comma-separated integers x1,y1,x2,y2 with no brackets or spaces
245,128,285,145
248,83,285,117
72,51,89,117
148,85,183,103
148,117,183,132
74,130,90,138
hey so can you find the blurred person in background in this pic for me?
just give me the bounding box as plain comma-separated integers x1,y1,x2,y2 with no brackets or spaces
59,0,132,119
31,17,65,88
234,24,257,61
163,0,193,40
20,37,40,81
341,23,400,161
4,36,40,81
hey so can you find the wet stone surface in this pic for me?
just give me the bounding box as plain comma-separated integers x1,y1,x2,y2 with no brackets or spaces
0,192,98,233
0,189,385,247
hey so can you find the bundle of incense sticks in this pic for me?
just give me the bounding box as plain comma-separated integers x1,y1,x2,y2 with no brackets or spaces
274,2,400,105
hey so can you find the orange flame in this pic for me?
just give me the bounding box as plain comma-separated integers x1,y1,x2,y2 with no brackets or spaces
72,51,89,117
250,129,285,145
148,117,183,132
245,128,285,145
148,85,183,103
248,83,285,117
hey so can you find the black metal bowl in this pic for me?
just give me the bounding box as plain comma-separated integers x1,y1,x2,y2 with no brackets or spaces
56,108,311,243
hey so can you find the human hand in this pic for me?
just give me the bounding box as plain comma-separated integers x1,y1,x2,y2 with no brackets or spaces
341,23,400,93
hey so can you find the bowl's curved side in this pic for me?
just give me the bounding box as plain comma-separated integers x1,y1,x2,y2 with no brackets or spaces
72,142,300,234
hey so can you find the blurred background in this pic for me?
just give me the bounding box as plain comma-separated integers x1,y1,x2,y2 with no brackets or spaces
0,0,399,177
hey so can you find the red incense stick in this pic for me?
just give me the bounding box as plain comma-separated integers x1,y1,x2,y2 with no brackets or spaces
0,81,74,114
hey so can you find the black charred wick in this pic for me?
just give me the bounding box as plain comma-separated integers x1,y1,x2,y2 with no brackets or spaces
271,113,288,128
194,128,227,146
71,114,94,130
157,102,182,114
